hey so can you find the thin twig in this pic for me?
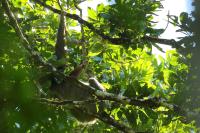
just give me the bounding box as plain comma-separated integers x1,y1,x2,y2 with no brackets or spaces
163,11,170,32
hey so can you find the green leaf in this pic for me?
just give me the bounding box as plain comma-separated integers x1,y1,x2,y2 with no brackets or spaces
88,43,103,57
87,7,97,20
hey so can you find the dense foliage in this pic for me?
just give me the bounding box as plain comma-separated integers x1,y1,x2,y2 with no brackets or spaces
0,0,199,132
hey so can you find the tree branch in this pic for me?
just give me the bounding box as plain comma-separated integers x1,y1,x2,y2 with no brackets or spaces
64,77,181,113
33,0,184,49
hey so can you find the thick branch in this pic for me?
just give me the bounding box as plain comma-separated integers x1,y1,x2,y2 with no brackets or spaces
142,36,183,49
33,0,183,49
65,77,181,112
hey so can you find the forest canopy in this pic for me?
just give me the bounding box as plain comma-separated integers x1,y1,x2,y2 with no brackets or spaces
0,0,200,132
